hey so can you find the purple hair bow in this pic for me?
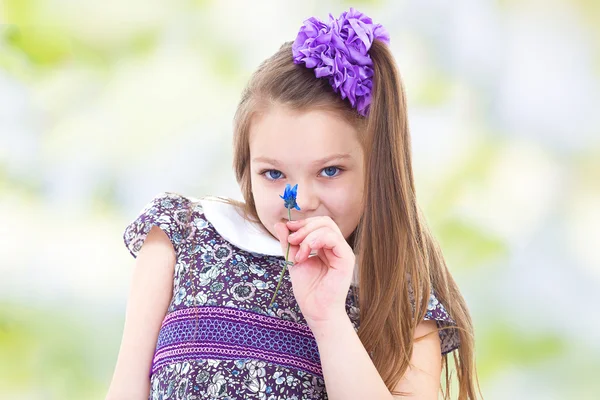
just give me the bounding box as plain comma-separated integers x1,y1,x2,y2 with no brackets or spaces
292,8,390,117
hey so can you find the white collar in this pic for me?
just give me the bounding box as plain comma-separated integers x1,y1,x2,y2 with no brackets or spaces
198,196,283,257
196,195,359,285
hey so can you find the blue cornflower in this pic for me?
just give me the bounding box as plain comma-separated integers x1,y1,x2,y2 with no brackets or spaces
269,184,301,308
280,184,301,211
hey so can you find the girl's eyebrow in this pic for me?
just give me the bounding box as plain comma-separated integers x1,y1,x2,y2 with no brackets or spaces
252,153,352,166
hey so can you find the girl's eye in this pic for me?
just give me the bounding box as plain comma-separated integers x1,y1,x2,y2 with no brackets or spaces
321,166,341,177
262,169,284,181
260,166,343,181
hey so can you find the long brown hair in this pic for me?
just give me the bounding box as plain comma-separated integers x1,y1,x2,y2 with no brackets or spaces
228,40,481,399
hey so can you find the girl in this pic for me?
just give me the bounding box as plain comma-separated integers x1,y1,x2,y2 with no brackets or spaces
106,8,479,400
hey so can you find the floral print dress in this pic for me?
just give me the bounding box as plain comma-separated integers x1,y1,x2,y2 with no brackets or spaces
123,192,459,400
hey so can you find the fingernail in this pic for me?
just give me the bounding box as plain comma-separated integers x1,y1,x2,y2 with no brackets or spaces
295,252,300,261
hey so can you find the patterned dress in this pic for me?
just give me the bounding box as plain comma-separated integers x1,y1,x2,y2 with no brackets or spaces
123,192,459,400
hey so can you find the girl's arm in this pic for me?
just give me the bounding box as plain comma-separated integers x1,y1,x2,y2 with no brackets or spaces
105,227,176,400
311,313,442,400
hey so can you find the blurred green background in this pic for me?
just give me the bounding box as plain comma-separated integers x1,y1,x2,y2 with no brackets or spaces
1,0,599,399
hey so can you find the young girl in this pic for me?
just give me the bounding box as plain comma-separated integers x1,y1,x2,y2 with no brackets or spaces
107,8,479,400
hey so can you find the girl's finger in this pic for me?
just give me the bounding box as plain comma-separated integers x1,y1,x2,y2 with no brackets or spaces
287,216,338,229
287,217,340,245
286,219,306,228
274,222,287,240
294,241,313,262
296,227,348,266
274,222,300,264
274,222,290,253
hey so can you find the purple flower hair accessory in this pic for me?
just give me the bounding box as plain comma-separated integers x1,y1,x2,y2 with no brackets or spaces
292,8,390,117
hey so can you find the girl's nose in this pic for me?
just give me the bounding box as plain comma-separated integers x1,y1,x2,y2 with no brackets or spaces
295,186,319,212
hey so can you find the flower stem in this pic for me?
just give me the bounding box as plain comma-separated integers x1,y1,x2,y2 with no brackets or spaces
269,208,292,308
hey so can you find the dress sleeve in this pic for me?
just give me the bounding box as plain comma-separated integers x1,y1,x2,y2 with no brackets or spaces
423,290,461,355
122,192,193,258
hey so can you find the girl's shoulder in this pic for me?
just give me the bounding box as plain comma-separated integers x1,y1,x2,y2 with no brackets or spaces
423,289,461,355
122,192,203,259
122,192,283,259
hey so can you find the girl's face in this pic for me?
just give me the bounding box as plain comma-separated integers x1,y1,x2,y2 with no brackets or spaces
249,104,365,243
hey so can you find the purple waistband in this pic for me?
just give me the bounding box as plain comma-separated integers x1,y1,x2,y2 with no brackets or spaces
152,306,322,377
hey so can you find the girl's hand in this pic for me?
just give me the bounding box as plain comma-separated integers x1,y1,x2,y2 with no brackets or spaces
273,217,355,328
